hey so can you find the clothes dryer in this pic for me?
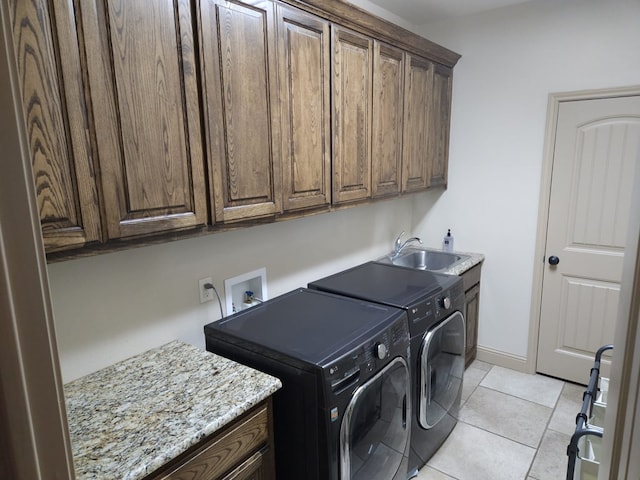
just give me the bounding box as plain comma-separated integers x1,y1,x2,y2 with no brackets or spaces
204,288,411,480
309,262,465,476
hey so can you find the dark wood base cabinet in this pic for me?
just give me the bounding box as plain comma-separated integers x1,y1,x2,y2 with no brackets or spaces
462,263,482,368
147,399,275,480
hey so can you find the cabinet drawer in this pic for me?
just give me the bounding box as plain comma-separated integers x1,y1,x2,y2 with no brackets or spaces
157,404,269,480
220,449,266,480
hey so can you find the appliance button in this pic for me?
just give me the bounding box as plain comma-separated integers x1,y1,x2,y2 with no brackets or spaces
375,343,388,360
441,296,451,310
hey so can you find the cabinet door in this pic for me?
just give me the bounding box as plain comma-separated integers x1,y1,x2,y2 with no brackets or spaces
429,64,453,187
150,402,272,480
402,54,433,192
80,0,206,239
331,26,373,204
200,0,282,223
465,284,480,368
9,0,101,252
371,41,404,198
277,6,331,212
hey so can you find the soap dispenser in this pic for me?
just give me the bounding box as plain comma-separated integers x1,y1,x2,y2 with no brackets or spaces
442,229,454,252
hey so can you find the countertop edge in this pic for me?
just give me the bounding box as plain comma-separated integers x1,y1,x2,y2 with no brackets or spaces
443,251,485,276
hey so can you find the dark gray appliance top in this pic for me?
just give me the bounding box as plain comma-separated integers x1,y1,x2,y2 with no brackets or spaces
308,261,460,309
204,288,406,367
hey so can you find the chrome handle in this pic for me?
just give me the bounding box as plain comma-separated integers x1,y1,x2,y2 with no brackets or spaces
402,394,407,429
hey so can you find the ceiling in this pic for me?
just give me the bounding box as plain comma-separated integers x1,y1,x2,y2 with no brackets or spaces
365,0,533,25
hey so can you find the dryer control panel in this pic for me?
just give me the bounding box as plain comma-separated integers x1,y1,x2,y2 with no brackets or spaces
325,314,409,395
407,276,464,336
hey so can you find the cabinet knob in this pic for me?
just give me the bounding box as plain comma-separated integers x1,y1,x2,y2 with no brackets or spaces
548,256,560,266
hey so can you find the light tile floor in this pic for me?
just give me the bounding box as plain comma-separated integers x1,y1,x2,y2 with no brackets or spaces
415,360,584,480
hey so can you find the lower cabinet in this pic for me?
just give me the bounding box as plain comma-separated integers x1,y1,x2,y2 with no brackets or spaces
461,263,482,368
147,399,275,480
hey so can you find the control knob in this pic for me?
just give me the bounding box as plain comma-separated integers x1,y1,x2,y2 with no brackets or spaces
440,296,451,310
375,342,388,360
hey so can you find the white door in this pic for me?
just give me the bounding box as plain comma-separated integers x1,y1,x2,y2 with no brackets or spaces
537,94,640,384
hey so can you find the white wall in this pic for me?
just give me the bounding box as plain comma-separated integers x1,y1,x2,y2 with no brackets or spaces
410,0,640,358
47,198,418,382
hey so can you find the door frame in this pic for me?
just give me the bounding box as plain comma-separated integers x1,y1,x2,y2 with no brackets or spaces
527,84,640,376
0,1,74,477
600,139,640,479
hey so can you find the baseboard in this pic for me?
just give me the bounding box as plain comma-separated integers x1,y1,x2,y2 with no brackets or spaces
475,345,530,373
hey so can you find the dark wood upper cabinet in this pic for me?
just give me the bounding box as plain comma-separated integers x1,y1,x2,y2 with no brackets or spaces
277,5,331,212
402,54,433,193
429,64,453,187
8,0,101,252
371,41,405,198
80,0,206,239
12,0,459,258
331,26,373,204
199,0,282,223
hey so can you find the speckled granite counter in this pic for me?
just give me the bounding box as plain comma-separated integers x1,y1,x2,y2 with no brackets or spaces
442,250,485,276
64,340,282,480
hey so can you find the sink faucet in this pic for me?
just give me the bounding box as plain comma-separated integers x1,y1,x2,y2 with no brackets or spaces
393,231,422,257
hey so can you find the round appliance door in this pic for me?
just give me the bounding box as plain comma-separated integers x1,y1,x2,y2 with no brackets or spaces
340,356,410,480
419,311,465,429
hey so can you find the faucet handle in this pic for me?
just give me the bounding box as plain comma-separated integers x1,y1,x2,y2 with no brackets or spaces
395,231,405,245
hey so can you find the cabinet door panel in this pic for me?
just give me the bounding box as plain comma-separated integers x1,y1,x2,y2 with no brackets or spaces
153,403,270,480
372,41,404,198
332,27,372,204
403,54,433,192
201,0,281,222
430,64,453,187
82,0,206,239
277,5,330,211
9,0,101,252
465,284,480,368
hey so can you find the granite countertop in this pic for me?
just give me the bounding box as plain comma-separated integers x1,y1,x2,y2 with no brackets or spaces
442,250,485,276
64,340,282,480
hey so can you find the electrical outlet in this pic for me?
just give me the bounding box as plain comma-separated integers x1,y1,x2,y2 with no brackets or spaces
199,277,214,303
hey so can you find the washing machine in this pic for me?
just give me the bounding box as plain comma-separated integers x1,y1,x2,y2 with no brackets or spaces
309,261,465,476
204,288,412,480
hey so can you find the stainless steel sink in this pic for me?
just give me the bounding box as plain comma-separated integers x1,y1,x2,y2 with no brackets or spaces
378,248,470,272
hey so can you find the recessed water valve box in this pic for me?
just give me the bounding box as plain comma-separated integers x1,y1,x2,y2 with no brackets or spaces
224,268,268,315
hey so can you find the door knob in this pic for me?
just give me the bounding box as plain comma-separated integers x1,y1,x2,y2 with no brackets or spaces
548,255,560,265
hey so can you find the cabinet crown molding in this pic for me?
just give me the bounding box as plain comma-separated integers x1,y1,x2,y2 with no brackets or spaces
283,0,461,67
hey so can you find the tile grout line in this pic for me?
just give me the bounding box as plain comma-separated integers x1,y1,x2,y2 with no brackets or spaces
457,363,568,479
